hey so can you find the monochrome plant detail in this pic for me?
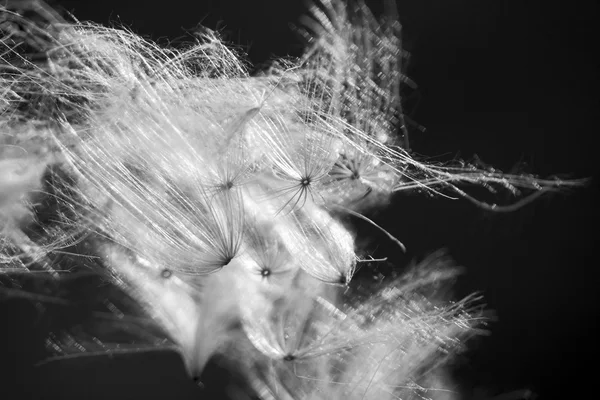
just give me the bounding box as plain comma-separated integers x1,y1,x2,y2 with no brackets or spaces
0,1,588,399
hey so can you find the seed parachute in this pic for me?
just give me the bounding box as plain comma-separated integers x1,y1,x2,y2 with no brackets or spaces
0,1,588,399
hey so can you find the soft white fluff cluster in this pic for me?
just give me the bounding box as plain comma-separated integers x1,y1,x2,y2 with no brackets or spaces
0,1,585,399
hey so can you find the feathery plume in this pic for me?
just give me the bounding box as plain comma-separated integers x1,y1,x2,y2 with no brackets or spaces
0,1,588,399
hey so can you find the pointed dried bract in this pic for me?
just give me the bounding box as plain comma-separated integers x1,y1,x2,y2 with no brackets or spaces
100,242,249,377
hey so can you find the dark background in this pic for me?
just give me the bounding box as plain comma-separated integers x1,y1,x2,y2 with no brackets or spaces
1,1,598,399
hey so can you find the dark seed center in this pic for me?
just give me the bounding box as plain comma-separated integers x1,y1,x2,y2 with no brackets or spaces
261,268,271,277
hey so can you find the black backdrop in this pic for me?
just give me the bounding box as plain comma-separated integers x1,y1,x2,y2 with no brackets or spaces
1,1,598,399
